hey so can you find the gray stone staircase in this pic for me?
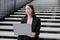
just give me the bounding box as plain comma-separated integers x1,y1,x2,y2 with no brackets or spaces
0,8,60,40
0,0,60,40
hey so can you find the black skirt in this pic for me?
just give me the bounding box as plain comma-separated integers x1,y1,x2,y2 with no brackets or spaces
17,35,40,40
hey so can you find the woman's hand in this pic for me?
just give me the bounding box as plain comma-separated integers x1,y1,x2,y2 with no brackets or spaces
27,32,36,38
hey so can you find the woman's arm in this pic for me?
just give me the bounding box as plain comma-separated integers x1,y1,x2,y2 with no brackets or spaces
27,18,41,38
35,18,41,36
27,32,36,38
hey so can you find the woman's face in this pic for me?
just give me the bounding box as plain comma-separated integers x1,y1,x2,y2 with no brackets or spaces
25,5,32,16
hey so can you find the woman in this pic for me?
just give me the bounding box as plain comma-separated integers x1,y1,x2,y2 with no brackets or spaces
18,4,41,40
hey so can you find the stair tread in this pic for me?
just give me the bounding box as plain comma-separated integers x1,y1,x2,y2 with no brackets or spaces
0,31,60,39
10,15,60,18
5,17,60,21
5,18,22,20
0,21,20,24
0,26,60,32
0,38,17,40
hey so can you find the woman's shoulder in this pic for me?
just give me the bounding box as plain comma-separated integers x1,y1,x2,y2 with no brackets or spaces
35,17,40,21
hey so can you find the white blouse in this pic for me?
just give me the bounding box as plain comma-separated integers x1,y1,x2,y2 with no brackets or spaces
27,18,33,24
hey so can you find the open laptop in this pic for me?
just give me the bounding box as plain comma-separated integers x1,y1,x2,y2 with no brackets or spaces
13,23,32,35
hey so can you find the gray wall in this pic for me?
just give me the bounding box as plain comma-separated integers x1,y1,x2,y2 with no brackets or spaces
0,0,14,19
16,0,32,9
0,0,14,12
0,0,32,20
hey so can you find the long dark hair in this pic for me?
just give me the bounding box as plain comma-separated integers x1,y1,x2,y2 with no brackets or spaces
24,4,36,18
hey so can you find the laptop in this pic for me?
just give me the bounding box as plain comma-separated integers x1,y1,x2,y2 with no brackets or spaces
13,23,32,35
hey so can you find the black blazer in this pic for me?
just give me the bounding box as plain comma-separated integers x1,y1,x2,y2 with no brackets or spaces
21,16,41,38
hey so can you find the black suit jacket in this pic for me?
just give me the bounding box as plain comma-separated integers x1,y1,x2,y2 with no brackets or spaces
21,16,41,38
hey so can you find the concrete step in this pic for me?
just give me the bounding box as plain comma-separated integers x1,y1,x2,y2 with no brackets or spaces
39,33,60,39
5,18,22,20
5,17,60,22
41,19,60,21
0,21,20,24
41,22,60,26
17,10,41,13
0,38,17,40
40,27,60,32
0,31,60,39
0,25,60,32
14,12,60,14
0,26,13,29
18,10,60,12
10,15,60,18
0,22,60,26
10,15,25,17
0,31,18,37
0,21,60,26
